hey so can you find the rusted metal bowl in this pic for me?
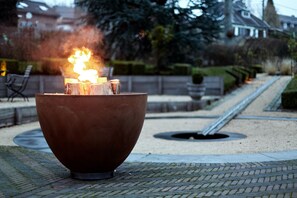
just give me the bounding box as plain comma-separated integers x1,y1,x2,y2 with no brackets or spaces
35,93,147,180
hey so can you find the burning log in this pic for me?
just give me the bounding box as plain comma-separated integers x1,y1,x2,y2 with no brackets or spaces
63,48,120,95
64,78,119,95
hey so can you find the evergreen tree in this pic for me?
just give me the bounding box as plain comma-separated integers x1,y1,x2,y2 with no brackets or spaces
0,0,18,27
76,0,221,65
264,0,280,28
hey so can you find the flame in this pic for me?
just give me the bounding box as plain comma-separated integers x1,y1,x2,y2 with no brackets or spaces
68,47,98,83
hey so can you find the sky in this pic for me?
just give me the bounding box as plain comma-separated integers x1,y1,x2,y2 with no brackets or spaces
247,0,297,17
41,0,297,17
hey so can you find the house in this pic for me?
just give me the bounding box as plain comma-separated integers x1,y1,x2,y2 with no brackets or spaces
279,14,297,34
231,0,270,38
218,0,270,39
54,6,86,32
17,0,60,31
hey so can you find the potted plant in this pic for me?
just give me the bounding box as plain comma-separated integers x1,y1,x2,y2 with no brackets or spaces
187,72,206,100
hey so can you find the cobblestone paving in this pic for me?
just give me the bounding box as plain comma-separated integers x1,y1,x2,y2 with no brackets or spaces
0,146,297,197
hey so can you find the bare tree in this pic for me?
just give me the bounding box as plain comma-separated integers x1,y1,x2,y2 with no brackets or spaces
264,0,280,28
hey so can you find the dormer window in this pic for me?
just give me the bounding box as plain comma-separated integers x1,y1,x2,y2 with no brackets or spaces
241,10,250,18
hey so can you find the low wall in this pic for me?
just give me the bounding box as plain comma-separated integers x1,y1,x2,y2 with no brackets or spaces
115,76,224,95
0,77,7,98
1,75,224,97
5,75,64,97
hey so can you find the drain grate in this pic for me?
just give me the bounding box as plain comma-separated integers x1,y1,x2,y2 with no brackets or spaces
172,133,229,140
154,131,246,142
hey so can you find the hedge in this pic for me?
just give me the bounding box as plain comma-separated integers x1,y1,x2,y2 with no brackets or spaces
226,69,243,85
110,60,146,75
41,58,68,75
0,58,19,74
194,66,236,92
281,76,297,109
171,63,192,75
251,64,264,73
18,61,43,74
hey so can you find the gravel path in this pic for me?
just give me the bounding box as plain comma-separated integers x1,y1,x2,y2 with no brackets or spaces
1,74,296,156
133,74,297,155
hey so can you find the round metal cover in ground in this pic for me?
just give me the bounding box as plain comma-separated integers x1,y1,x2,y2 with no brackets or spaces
154,131,246,142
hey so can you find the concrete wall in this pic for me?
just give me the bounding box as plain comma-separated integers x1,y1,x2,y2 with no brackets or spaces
1,75,224,97
116,76,224,95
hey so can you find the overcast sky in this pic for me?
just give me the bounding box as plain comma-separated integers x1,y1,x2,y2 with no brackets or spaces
41,0,297,17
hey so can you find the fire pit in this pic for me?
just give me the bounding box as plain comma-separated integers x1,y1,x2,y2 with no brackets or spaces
36,93,147,180
35,47,147,180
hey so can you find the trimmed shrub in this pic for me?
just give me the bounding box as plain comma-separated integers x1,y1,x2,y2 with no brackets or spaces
145,64,157,75
226,68,243,85
281,76,297,109
41,58,68,75
252,64,264,73
18,61,43,75
172,63,192,75
0,58,19,74
131,62,146,75
194,67,236,92
192,72,204,84
111,60,146,75
111,60,130,75
233,67,249,81
238,67,256,79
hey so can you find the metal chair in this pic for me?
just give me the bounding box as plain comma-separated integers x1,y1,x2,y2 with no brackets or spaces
6,65,33,102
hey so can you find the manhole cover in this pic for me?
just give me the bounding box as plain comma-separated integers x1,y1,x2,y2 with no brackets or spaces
154,131,246,142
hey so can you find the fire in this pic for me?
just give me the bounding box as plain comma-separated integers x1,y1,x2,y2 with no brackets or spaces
68,47,98,83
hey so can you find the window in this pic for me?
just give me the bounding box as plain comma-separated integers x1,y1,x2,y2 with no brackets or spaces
238,28,250,37
241,10,250,18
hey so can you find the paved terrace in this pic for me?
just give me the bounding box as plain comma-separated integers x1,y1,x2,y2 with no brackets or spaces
0,74,297,197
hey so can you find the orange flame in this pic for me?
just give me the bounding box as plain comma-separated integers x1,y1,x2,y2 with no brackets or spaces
68,47,98,83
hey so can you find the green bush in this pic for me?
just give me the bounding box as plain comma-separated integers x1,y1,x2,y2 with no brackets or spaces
110,60,129,75
0,58,19,74
239,67,256,78
41,58,67,75
111,60,146,75
172,63,192,75
281,76,297,109
233,67,249,81
131,62,146,75
192,72,204,84
194,67,236,92
226,68,243,85
252,64,264,73
145,64,157,75
18,61,43,75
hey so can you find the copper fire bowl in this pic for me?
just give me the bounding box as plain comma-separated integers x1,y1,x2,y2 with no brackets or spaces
35,93,147,180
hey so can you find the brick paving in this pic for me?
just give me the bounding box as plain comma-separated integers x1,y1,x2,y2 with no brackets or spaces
1,146,297,197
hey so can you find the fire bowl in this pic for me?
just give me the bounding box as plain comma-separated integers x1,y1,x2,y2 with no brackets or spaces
35,93,147,180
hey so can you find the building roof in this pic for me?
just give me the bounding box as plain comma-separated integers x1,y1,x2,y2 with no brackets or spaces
54,6,86,20
279,14,297,24
216,0,269,29
17,0,60,18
